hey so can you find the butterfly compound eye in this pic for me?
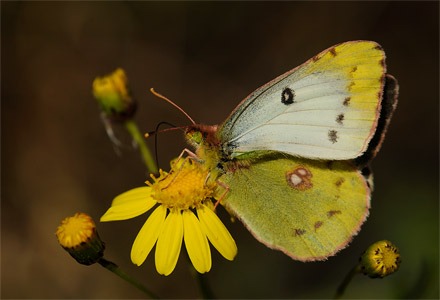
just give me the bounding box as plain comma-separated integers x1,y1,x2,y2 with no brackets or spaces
190,131,203,144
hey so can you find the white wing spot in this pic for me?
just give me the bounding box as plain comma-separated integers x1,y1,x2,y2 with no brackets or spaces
289,174,302,186
297,168,307,176
286,167,313,191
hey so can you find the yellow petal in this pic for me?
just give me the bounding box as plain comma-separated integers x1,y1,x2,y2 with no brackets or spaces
198,205,237,261
130,205,167,266
183,210,211,274
100,187,157,222
155,210,183,276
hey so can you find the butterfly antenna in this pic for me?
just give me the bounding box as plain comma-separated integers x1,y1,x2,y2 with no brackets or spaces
144,125,189,139
150,88,196,125
151,121,178,169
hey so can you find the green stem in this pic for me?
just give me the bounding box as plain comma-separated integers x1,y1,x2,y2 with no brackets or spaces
189,265,215,299
184,250,214,299
196,271,215,299
124,119,158,174
334,264,361,299
98,258,159,299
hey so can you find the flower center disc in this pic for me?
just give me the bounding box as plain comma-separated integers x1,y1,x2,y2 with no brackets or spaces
151,162,215,210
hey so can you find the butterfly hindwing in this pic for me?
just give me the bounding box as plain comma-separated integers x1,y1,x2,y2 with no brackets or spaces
219,154,370,261
218,41,386,160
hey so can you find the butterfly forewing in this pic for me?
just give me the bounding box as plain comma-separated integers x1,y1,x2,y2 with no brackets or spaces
218,41,386,160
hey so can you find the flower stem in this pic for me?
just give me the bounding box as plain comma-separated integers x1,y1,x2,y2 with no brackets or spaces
124,119,158,174
334,263,361,299
189,265,215,299
196,272,215,299
98,258,159,299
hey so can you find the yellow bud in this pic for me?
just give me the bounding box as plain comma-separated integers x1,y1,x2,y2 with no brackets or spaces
360,240,401,278
92,68,136,121
56,213,105,265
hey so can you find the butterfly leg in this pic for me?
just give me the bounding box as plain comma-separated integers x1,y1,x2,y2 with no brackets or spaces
203,172,212,186
213,180,229,211
160,148,199,182
161,156,192,190
161,147,204,190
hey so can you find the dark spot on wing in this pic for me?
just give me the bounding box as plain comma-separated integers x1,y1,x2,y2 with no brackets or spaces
327,210,342,218
314,221,323,232
348,81,355,91
351,66,358,73
328,130,338,143
336,113,344,124
335,178,345,187
281,87,295,105
343,97,351,106
330,47,337,57
294,229,306,236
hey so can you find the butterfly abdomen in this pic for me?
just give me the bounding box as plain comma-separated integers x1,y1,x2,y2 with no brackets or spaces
224,159,252,174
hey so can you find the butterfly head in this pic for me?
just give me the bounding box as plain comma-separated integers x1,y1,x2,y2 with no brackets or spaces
185,124,226,176
185,125,219,148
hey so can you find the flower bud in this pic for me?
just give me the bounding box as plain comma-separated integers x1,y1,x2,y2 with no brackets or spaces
360,240,401,278
56,213,105,265
92,68,136,121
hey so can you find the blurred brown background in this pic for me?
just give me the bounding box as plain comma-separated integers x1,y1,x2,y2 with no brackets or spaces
2,1,438,299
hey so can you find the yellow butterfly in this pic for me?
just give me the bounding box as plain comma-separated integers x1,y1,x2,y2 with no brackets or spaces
166,41,398,261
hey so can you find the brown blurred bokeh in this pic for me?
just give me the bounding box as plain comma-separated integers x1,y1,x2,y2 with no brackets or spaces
2,2,438,299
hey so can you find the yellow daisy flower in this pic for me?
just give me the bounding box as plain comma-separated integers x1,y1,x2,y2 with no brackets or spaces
101,159,237,276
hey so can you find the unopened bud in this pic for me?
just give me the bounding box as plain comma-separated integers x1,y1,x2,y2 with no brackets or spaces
92,68,136,121
56,213,105,265
360,240,401,278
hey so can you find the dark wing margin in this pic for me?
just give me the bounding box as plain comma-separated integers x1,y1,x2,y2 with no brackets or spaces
354,74,399,168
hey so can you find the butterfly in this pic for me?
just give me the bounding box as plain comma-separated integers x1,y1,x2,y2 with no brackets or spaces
167,41,398,261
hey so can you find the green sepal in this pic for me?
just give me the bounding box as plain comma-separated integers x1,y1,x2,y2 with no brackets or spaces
63,230,105,266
